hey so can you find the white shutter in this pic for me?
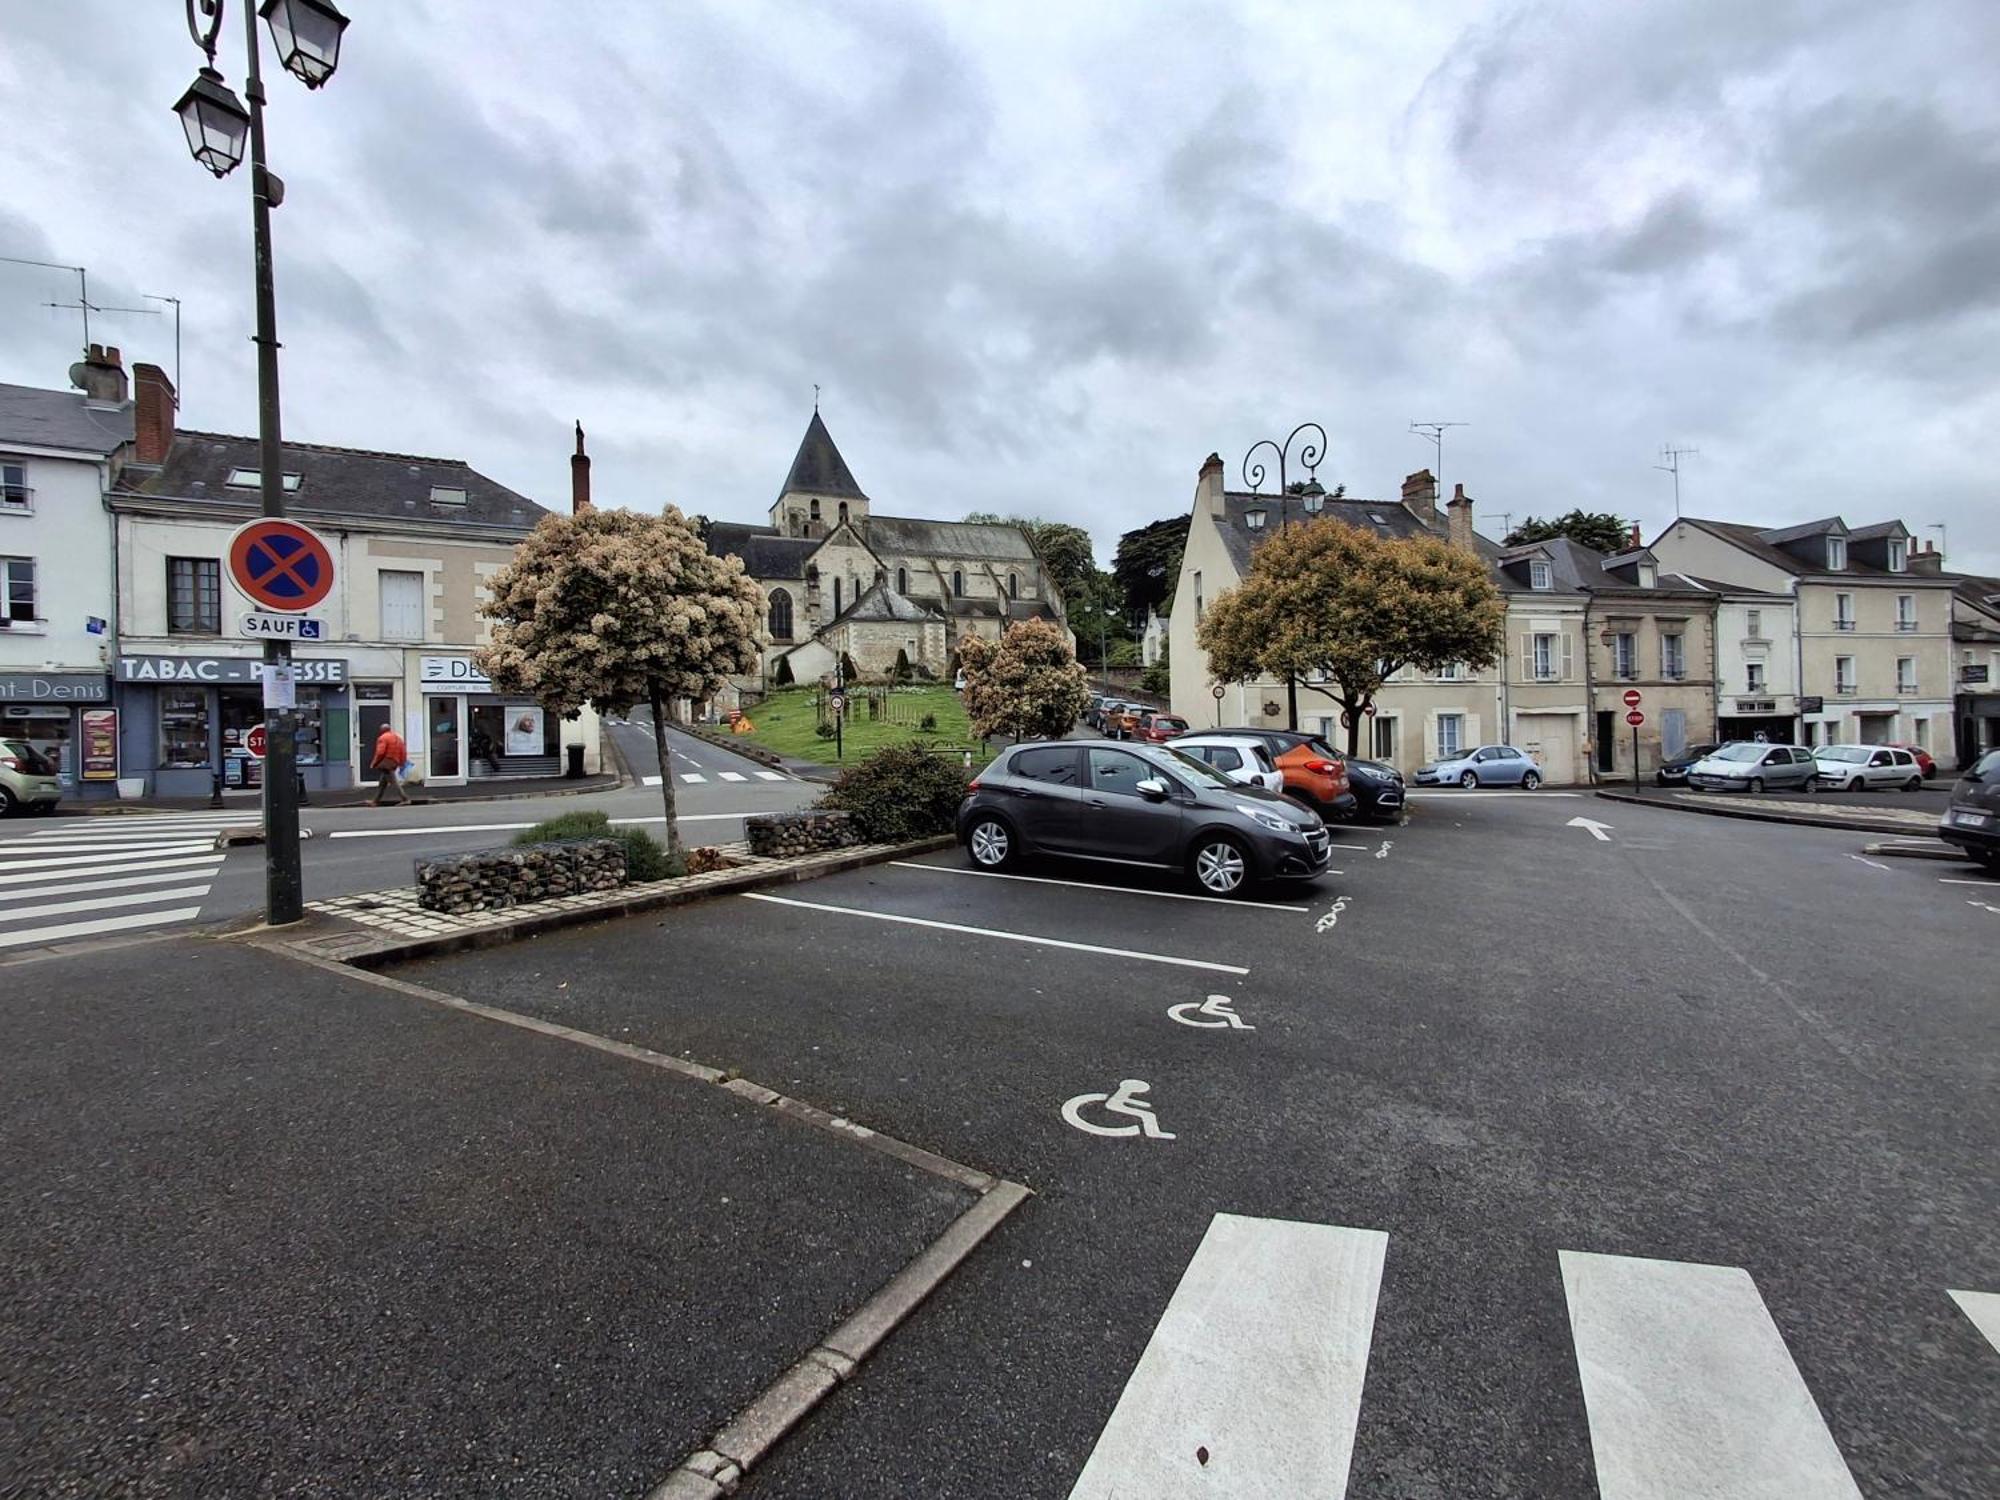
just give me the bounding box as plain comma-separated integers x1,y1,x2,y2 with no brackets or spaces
1520,634,1532,678
380,570,424,640
1561,634,1574,681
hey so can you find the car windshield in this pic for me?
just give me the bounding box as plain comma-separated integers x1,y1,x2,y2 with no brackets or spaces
1819,747,1868,763
1969,750,2000,781
2,739,54,774
1144,745,1237,791
1710,744,1765,763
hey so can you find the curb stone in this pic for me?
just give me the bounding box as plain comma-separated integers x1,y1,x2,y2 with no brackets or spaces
1592,787,1933,839
1863,839,1982,864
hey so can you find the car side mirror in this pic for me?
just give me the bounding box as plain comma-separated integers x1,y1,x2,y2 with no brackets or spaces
1135,778,1170,799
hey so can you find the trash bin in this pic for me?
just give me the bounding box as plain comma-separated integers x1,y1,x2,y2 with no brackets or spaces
565,744,585,779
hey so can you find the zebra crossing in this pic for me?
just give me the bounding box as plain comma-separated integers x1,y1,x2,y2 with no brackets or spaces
640,770,791,786
1069,1212,1998,1499
0,811,252,952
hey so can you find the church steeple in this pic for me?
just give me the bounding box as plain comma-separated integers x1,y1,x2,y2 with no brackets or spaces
771,409,869,535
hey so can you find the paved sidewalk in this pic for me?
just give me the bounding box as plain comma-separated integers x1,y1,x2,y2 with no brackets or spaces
0,940,981,1499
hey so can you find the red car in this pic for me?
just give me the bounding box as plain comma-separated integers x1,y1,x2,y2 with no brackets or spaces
1889,743,1938,779
1133,712,1190,743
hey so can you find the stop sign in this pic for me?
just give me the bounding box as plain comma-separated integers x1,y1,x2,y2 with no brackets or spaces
245,724,268,759
1625,709,1645,727
1622,688,1642,708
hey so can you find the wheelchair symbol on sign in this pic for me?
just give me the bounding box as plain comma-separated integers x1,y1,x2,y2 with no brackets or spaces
1061,1079,1176,1139
1168,994,1253,1030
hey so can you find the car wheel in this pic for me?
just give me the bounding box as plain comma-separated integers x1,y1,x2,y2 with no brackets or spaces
1459,770,1479,790
1748,777,1764,794
1188,834,1251,896
1848,776,1865,792
965,816,1017,871
1521,771,1541,791
1903,775,1922,791
0,787,16,817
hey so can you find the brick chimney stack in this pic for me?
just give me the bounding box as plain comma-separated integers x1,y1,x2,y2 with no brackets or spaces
1629,521,1643,549
1908,539,1944,576
1401,469,1439,527
570,420,592,513
68,343,128,405
1199,452,1226,517
1446,482,1475,551
134,363,177,464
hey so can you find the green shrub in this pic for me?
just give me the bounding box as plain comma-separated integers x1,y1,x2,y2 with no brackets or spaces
815,720,837,740
512,810,611,844
612,825,680,881
816,743,967,842
919,712,938,732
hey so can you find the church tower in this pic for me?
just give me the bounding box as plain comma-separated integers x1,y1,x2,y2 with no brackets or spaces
770,410,870,538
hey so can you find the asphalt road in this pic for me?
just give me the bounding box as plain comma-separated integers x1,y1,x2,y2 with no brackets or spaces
401,789,2000,1498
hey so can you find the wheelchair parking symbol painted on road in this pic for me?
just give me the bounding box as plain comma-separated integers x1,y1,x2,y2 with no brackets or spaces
1061,1079,1176,1139
1168,994,1254,1030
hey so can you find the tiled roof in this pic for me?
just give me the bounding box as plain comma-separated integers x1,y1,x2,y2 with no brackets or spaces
0,382,133,455
831,580,943,625
707,522,818,580
1675,516,1941,582
115,430,546,530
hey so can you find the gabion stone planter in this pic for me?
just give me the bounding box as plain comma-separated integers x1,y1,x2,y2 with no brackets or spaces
745,810,861,858
416,838,627,914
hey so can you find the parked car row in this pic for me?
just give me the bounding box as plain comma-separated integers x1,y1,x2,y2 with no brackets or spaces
1676,741,1931,794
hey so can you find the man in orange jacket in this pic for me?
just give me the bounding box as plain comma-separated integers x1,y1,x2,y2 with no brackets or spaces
369,722,408,806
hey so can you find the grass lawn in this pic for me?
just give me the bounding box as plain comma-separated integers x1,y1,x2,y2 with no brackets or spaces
729,685,982,764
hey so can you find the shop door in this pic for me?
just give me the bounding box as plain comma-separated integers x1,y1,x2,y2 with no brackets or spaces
355,686,394,765
428,695,464,780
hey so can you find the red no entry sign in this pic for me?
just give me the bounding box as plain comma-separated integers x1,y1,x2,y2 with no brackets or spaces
229,519,335,612
245,724,268,758
1626,709,1645,727
1622,688,1643,708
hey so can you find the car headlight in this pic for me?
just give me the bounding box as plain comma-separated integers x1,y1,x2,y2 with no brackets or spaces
1247,808,1297,834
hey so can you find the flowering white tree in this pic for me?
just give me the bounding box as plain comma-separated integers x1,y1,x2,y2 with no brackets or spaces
478,507,765,856
958,618,1091,741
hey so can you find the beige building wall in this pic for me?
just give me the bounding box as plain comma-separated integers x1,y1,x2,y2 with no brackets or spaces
1586,603,1717,774
1797,579,1953,751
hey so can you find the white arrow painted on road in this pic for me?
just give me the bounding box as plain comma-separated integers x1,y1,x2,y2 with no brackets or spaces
1567,817,1614,842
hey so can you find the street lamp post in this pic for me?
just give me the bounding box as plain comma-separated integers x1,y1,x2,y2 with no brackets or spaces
1241,422,1329,732
173,0,349,926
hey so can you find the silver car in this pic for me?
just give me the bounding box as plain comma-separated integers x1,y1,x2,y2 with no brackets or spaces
1686,742,1818,793
1167,734,1285,793
1813,744,1926,792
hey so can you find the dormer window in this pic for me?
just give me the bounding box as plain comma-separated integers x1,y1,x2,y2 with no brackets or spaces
1529,560,1552,591
1638,562,1657,588
428,486,467,507
1887,538,1906,572
1244,507,1268,530
1826,536,1846,570
225,467,302,491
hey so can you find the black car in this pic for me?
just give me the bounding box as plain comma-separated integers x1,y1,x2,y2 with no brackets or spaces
1938,748,2000,872
1656,742,1725,785
957,739,1332,896
1340,756,1406,821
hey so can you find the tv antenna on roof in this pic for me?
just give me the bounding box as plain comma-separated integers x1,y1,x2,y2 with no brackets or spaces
1655,443,1698,517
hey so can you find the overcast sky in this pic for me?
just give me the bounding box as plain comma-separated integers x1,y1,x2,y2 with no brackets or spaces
4,1,1996,573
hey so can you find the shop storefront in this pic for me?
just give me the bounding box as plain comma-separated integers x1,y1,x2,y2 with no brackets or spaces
418,656,561,783
1717,696,1796,747
114,654,352,798
0,671,115,798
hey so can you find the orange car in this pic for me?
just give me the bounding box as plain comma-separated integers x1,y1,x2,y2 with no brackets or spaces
1211,726,1357,819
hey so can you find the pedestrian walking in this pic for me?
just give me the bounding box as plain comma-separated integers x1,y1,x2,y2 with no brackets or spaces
369,722,408,806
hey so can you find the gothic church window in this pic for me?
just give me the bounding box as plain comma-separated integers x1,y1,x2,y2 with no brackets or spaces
767,588,794,640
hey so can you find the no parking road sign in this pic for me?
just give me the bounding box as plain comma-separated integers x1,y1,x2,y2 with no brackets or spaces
229,518,335,613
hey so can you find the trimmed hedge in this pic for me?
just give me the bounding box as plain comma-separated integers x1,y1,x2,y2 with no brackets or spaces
814,743,968,842
512,809,680,881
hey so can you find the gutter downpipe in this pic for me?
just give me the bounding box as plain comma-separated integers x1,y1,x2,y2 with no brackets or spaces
1582,594,1598,785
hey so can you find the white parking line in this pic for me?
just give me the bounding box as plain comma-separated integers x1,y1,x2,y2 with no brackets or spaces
1406,790,1582,798
1949,1289,2000,1353
888,861,1309,912
1937,877,2000,887
740,892,1250,974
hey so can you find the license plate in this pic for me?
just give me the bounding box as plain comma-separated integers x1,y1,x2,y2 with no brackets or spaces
1954,810,1991,827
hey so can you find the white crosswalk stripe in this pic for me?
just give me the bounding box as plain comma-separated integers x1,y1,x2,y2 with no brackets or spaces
0,813,242,951
681,773,706,784
718,771,747,782
1075,1214,1966,1499
755,770,788,781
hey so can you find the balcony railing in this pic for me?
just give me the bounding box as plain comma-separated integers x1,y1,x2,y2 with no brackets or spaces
1897,680,1918,695
1896,620,1919,632
1835,683,1858,695
1662,667,1686,681
0,487,33,511
1833,619,1856,631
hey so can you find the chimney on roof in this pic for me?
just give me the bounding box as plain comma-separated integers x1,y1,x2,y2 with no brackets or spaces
1908,539,1943,576
134,363,176,464
570,420,592,513
68,343,128,406
1446,482,1475,551
1629,521,1642,549
1199,452,1226,518
1402,469,1439,527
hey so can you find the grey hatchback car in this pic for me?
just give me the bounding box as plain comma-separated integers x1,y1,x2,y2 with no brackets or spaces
958,739,1332,896
1685,741,1818,792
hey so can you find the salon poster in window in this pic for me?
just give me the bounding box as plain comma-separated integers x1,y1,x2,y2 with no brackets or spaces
503,707,546,756
81,708,118,781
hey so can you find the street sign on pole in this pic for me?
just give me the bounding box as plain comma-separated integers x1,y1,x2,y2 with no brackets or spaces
1622,688,1643,709
238,611,324,640
245,724,268,759
228,518,335,613
1628,710,1643,794
1625,709,1645,727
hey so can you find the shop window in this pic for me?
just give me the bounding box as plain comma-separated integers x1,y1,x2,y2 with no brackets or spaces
160,687,210,768
168,557,221,634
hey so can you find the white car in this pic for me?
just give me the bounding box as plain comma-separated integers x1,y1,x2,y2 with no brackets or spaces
1813,744,1926,792
1166,734,1285,793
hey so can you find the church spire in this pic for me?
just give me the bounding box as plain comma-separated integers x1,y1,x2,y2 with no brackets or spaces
778,409,867,502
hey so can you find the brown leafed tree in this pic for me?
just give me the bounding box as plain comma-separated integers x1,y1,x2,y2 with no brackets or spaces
958,618,1091,741
477,507,765,856
1196,521,1505,754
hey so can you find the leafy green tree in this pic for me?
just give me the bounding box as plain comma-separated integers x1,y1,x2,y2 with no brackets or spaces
1066,568,1134,666
964,511,1097,602
1112,516,1189,617
1504,509,1632,554
957,619,1090,740
478,507,765,858
1196,521,1505,755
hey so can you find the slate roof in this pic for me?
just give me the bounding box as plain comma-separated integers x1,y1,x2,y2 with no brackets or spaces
866,515,1038,561
115,430,547,531
0,382,133,455
831,581,943,625
707,522,818,580
1674,516,1943,582
1847,520,1908,542
778,411,867,501
1214,492,1449,575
